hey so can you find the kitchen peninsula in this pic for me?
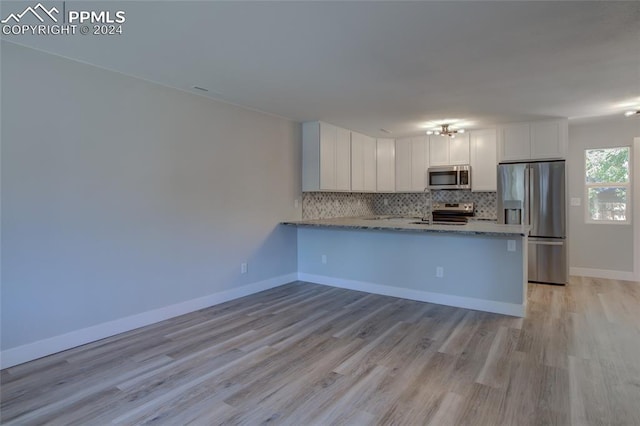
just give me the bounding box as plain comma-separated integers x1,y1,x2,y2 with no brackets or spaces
284,217,529,317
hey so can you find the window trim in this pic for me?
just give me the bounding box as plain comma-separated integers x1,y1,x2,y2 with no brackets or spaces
584,146,632,225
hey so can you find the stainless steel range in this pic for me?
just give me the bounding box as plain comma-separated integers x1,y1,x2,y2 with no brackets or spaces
431,202,475,224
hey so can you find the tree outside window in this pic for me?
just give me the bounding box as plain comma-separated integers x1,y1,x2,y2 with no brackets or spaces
585,147,631,224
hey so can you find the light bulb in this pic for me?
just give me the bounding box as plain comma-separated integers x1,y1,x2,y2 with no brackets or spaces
458,129,465,134
624,110,638,117
426,130,433,135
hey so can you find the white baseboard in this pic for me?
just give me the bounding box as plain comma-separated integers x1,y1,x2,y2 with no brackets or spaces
297,273,525,317
0,273,297,369
570,267,636,282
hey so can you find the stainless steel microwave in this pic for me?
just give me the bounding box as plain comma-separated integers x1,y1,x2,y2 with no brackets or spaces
428,165,471,190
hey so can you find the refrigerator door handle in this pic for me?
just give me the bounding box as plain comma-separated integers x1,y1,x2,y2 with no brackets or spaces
524,165,531,226
529,240,564,246
529,165,536,229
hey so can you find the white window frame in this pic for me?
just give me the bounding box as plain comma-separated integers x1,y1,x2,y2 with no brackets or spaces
584,146,632,225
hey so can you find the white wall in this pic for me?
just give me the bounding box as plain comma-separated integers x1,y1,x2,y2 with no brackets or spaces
0,42,301,359
568,115,639,278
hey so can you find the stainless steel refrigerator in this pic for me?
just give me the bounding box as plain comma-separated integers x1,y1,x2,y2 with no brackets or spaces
498,160,567,285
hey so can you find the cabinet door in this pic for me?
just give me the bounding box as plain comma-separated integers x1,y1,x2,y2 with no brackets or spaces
499,123,530,162
351,132,365,191
376,138,395,192
411,136,428,191
530,120,567,159
362,135,377,192
335,127,351,191
449,133,470,165
395,138,412,191
429,135,449,166
352,132,376,192
470,129,497,191
319,122,337,190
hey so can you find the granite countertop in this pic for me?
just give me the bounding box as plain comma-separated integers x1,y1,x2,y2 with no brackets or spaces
281,216,529,237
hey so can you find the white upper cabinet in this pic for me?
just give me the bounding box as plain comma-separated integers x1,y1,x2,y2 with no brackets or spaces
395,138,412,192
449,133,470,165
530,120,568,159
428,134,470,166
376,138,396,192
469,129,497,192
498,122,531,162
351,132,377,192
411,137,429,191
396,136,429,192
303,120,505,194
335,127,352,190
363,139,377,191
317,122,337,190
302,121,351,191
498,119,568,162
428,135,449,166
350,131,364,190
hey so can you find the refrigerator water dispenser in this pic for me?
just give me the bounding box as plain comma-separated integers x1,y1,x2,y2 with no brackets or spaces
502,200,523,225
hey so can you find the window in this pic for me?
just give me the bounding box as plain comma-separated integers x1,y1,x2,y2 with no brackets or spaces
585,147,631,223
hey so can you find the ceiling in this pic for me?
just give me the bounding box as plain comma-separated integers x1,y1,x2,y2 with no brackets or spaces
2,1,639,137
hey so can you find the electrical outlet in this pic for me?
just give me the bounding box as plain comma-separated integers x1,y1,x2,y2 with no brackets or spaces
570,197,581,207
507,240,516,252
294,199,300,209
241,262,248,274
321,254,327,264
436,266,444,278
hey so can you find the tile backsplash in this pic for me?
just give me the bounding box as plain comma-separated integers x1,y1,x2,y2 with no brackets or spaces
372,193,427,217
302,192,376,219
303,191,497,220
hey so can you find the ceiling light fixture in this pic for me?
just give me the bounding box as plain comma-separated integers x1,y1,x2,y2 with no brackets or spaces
624,110,639,117
426,124,465,138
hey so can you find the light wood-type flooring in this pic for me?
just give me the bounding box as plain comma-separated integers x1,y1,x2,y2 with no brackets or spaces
2,277,640,425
